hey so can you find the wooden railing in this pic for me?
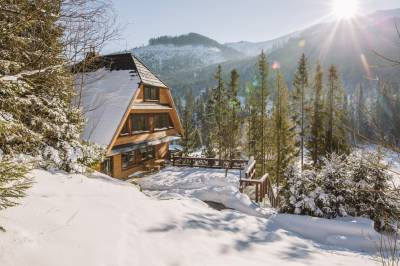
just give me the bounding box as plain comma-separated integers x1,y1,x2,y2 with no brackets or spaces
239,173,279,208
172,156,247,170
171,155,278,208
244,159,256,179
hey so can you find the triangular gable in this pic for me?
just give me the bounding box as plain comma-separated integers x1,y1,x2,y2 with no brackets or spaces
132,56,168,88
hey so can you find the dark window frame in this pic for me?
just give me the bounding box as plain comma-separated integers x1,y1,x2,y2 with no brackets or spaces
131,114,150,134
154,113,173,130
143,86,160,102
140,146,155,162
121,151,138,170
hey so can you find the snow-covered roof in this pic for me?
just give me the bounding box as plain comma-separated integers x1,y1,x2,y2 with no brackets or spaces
75,68,140,146
73,52,170,147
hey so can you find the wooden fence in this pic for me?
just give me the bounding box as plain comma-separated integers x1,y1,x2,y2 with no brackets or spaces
244,159,256,179
239,173,279,208
171,156,247,170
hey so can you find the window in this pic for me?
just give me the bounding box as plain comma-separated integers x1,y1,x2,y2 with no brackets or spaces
120,120,130,136
131,114,149,133
121,151,137,170
140,146,155,162
100,157,113,175
144,86,159,101
154,113,172,130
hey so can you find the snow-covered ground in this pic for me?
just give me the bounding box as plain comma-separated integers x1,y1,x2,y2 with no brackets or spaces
137,166,271,217
0,169,384,266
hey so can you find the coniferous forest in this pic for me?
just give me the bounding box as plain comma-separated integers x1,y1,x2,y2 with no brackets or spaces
177,50,400,231
0,1,400,265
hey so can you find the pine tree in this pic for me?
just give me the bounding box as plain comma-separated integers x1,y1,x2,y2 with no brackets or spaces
307,62,325,167
194,94,206,148
355,84,370,142
257,51,269,174
0,1,102,172
227,69,241,159
292,53,309,171
181,90,198,155
204,88,217,157
245,82,259,157
270,71,296,188
212,65,229,159
324,65,349,155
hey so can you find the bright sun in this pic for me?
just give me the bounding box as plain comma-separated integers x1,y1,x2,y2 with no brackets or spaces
332,0,359,19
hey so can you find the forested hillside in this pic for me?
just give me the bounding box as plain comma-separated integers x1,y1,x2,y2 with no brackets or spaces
134,9,400,98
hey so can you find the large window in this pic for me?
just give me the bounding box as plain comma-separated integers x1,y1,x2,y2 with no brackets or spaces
121,151,137,170
131,114,149,133
144,86,159,101
154,113,172,130
140,146,155,162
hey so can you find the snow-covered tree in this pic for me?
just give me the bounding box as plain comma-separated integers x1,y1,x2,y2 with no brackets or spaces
280,150,399,231
0,1,103,173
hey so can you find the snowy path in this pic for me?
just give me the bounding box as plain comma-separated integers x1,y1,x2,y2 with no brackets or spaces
0,169,382,266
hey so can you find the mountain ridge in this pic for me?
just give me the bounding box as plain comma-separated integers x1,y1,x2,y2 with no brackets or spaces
128,8,400,96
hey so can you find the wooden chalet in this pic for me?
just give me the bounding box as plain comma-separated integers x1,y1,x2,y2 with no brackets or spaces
74,52,183,179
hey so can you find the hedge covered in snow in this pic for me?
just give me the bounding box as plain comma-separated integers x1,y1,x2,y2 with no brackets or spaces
279,151,400,232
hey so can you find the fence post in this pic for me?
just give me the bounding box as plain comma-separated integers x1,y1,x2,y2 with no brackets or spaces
255,183,259,203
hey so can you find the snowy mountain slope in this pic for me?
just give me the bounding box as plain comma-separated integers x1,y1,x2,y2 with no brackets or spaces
0,169,385,266
131,33,244,75
131,8,400,97
225,31,301,56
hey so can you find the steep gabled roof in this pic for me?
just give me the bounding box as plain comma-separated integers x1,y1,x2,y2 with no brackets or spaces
75,68,140,147
74,53,141,147
132,56,168,88
74,52,175,148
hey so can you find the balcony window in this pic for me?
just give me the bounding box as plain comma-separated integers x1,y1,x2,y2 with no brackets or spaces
144,86,159,101
131,114,149,133
154,113,172,130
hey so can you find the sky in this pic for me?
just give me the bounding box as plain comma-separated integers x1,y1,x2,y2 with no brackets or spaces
106,0,400,52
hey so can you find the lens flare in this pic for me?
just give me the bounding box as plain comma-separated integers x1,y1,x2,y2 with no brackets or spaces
332,0,359,19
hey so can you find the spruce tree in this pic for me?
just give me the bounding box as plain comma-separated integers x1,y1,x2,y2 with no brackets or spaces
227,69,241,159
245,82,259,157
292,54,309,171
194,94,206,148
324,65,349,155
0,1,102,172
181,90,198,155
355,84,370,142
307,62,325,167
257,51,269,174
212,65,229,159
204,88,217,157
270,72,296,188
